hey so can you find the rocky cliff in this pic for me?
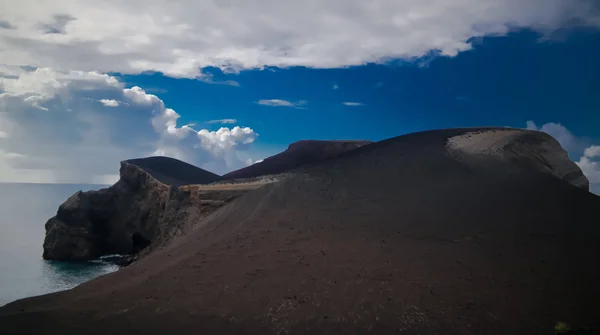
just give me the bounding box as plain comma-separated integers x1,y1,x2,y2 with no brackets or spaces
42,160,244,262
43,162,172,261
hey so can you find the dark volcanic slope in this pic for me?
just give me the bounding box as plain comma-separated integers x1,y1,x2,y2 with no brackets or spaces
223,140,372,180
126,156,221,186
2,128,599,335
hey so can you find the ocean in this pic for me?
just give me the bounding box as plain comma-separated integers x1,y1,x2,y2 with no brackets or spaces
0,183,118,306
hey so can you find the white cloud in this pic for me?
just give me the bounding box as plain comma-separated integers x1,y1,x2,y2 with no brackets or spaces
0,131,7,138
99,98,119,107
525,120,581,152
24,95,49,110
0,67,120,97
123,86,162,105
1,1,598,78
333,84,339,90
206,119,237,125
576,145,600,193
0,66,259,183
257,99,306,108
343,102,364,107
222,80,241,87
584,145,600,158
207,79,241,87
197,127,258,154
526,121,599,195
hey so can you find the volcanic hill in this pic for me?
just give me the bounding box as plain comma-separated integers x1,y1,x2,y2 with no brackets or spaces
1,128,599,335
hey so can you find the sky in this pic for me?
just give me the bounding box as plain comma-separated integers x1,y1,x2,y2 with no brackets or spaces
0,0,599,192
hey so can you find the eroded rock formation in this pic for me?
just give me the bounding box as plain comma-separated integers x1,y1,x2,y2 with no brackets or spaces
42,162,172,261
42,161,245,261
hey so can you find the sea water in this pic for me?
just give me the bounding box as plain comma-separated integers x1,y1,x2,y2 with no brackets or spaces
0,183,118,306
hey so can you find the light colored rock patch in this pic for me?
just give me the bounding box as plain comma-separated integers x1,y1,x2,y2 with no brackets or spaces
446,128,590,190
446,129,524,157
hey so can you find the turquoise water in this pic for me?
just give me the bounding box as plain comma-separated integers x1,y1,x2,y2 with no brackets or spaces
0,183,118,306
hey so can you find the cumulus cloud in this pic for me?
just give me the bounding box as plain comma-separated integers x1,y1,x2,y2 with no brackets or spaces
526,121,599,194
197,127,258,154
99,99,119,107
0,66,259,183
332,84,339,90
206,119,237,125
584,146,600,158
577,145,600,188
0,66,120,98
1,1,599,78
343,102,364,107
257,99,306,108
525,120,582,152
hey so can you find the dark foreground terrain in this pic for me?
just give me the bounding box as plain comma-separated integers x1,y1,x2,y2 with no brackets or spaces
1,128,599,335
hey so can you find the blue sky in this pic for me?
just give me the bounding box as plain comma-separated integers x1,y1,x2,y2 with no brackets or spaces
0,0,599,192
119,28,599,158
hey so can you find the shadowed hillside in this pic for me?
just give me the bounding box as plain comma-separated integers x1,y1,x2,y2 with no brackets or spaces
126,156,221,186
223,140,372,180
2,128,598,335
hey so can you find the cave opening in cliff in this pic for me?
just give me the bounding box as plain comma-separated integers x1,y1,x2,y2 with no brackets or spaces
132,232,151,253
89,210,113,256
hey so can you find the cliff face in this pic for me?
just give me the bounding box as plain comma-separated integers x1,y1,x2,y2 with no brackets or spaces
43,162,171,261
42,161,257,262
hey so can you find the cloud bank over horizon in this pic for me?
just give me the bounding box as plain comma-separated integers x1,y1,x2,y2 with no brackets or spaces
0,0,599,78
0,66,258,184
